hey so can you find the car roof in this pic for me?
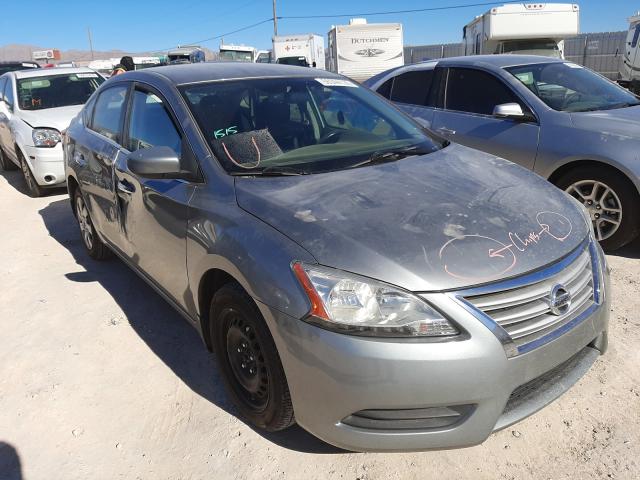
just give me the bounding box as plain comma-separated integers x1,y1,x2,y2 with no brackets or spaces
436,54,565,69
126,62,344,86
12,67,97,79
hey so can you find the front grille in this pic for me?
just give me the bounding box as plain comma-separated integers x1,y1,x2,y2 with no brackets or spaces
464,246,595,353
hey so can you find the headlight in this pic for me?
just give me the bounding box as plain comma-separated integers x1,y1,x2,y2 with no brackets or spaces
32,128,62,147
292,262,459,337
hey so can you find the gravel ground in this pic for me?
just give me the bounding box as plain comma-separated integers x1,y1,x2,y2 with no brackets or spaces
1,169,639,480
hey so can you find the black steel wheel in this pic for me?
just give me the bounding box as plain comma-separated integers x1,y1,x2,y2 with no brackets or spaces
210,283,294,431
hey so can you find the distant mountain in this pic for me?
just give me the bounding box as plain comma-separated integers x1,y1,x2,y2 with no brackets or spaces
0,44,218,65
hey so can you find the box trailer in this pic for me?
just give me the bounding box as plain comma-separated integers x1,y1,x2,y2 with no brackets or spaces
619,11,640,93
327,19,404,82
463,3,580,58
273,34,326,68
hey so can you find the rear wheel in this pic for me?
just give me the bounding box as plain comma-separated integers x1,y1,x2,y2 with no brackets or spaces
557,166,640,251
0,147,17,171
210,283,295,431
19,151,45,197
74,189,111,260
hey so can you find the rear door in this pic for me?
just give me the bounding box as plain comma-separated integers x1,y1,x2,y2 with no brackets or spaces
80,83,130,244
431,67,540,170
113,84,198,306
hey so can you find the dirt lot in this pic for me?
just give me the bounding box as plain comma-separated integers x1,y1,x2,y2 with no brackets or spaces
0,169,639,480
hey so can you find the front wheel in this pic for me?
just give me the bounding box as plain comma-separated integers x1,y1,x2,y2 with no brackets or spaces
19,152,45,197
557,166,640,251
210,283,295,431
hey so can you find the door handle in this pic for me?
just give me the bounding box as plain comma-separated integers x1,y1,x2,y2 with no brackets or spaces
436,127,456,136
117,180,135,194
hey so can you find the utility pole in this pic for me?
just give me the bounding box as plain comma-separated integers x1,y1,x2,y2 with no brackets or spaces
87,27,95,60
272,0,278,36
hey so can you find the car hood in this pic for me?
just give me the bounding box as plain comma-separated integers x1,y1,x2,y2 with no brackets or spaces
235,144,588,292
18,105,83,132
570,105,640,139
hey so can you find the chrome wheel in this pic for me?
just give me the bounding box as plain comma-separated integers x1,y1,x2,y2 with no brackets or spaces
566,180,622,241
75,195,94,250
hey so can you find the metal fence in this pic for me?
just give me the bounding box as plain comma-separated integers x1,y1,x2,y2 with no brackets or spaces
404,31,627,79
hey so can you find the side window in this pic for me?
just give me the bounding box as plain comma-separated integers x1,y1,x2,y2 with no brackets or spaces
376,78,393,99
389,70,434,106
127,89,182,156
446,68,520,116
0,78,6,102
91,85,128,143
82,94,97,126
632,25,640,48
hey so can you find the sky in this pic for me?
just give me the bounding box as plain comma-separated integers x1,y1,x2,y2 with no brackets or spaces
0,0,636,53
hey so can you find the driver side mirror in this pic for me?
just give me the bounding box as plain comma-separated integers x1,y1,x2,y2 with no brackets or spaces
493,103,535,122
127,146,182,178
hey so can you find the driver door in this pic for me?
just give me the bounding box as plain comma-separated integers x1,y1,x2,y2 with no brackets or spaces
114,85,198,307
431,67,540,170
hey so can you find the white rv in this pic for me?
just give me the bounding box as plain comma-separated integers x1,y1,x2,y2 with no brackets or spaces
273,34,325,68
327,19,404,82
463,3,580,58
619,12,640,93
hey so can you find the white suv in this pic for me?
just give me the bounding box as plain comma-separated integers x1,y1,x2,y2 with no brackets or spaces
0,67,104,196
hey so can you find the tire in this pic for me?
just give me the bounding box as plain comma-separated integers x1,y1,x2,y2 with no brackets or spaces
210,283,295,431
73,189,111,260
0,147,17,171
18,151,46,197
556,166,640,251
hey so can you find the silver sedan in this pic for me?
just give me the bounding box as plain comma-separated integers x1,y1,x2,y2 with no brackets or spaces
365,55,640,250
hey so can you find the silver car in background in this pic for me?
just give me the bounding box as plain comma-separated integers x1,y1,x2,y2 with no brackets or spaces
365,55,640,250
64,63,609,452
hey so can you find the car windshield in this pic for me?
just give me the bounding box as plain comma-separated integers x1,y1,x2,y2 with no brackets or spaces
506,62,640,112
17,73,104,111
180,77,444,175
502,40,560,57
219,51,253,62
0,63,38,75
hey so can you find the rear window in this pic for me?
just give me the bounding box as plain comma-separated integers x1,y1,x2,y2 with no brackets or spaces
17,73,104,110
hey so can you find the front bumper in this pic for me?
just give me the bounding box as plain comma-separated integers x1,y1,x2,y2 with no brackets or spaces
257,252,610,452
23,144,65,187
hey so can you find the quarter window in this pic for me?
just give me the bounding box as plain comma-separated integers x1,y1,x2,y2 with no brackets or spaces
127,90,182,156
376,78,393,99
445,68,520,116
91,85,128,143
389,70,434,106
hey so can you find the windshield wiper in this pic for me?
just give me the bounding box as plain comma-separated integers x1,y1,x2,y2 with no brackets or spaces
230,165,310,176
347,145,431,170
575,101,640,112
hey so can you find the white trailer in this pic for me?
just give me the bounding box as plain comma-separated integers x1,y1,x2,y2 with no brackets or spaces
327,19,404,82
463,3,580,58
273,34,325,68
619,12,640,93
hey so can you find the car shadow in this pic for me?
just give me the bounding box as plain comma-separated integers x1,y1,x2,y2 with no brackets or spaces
38,198,343,454
0,169,66,197
0,442,22,480
609,236,640,259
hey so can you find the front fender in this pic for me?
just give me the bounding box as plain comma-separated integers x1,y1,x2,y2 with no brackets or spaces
186,184,316,326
